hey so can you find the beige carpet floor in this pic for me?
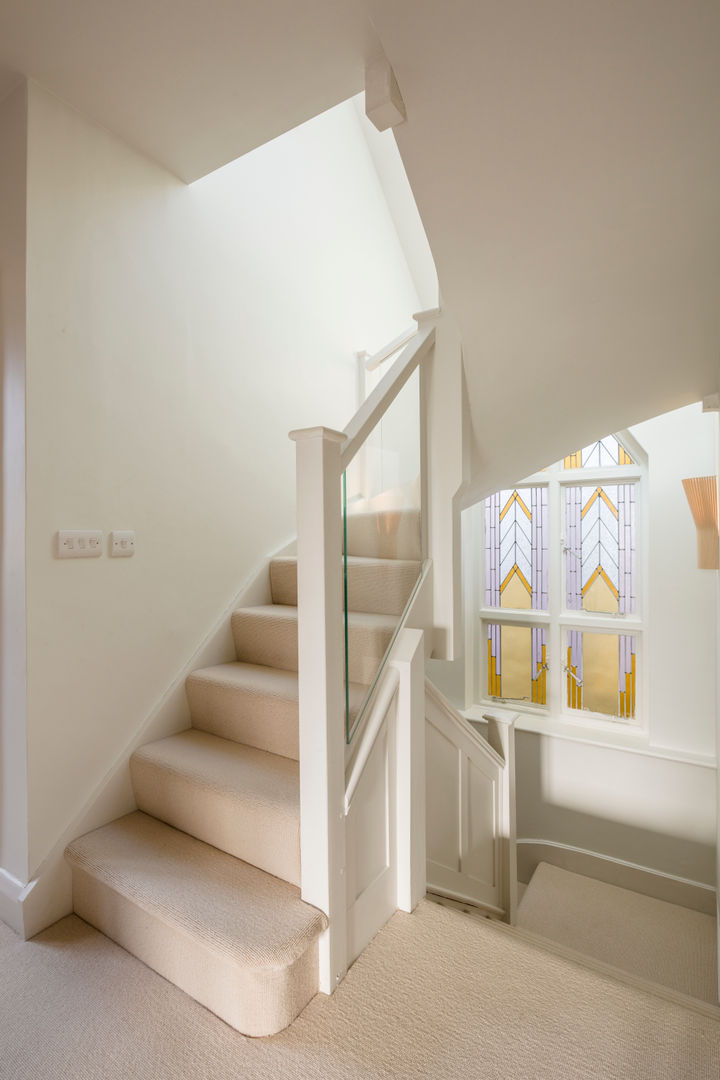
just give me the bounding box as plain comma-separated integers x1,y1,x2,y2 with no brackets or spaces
517,863,718,1003
1,899,719,1080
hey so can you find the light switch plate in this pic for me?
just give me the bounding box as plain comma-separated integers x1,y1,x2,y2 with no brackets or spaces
57,530,103,558
110,530,135,557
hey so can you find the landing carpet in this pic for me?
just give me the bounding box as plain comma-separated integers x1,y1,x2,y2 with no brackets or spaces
517,862,718,1003
1,898,718,1079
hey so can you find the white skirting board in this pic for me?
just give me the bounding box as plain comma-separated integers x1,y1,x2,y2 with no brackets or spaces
517,839,716,915
0,869,24,936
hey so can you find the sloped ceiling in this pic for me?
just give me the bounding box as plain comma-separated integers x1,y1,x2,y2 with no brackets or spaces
1,1,718,498
0,0,370,182
369,0,720,496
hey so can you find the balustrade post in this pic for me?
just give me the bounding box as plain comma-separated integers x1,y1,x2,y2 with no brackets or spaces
289,425,347,993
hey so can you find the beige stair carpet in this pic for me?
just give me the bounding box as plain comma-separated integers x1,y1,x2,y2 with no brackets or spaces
65,812,326,1036
186,662,303,759
270,554,421,615
517,862,718,1003
131,729,301,885
231,604,397,684
186,661,368,758
2,899,719,1080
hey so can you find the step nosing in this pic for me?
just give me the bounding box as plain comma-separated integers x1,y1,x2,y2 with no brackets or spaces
69,857,316,969
134,765,299,810
65,815,325,969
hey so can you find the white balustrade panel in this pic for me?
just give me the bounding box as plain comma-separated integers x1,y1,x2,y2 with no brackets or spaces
426,693,505,913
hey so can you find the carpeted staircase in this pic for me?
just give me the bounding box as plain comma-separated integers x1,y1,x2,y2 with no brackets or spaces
65,512,421,1037
517,862,718,1004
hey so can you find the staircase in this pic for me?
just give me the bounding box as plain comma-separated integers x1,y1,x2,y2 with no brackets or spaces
64,517,421,1037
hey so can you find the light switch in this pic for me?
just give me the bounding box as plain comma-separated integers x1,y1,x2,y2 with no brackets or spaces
110,530,135,557
57,530,103,559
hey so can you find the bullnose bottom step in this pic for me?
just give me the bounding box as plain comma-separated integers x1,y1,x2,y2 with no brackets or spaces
65,812,327,1037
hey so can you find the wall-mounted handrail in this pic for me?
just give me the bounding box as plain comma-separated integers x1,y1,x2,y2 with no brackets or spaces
362,327,417,372
340,323,435,471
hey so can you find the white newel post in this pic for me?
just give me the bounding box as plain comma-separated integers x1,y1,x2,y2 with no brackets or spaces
486,714,518,925
391,628,426,913
289,426,347,994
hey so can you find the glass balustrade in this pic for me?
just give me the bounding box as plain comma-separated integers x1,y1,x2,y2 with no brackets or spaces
342,368,423,742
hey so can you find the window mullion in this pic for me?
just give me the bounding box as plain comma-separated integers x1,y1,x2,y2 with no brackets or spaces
548,476,563,713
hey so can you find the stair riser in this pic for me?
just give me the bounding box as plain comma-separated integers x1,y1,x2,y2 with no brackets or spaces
345,511,422,561
71,866,318,1037
270,559,419,616
131,756,301,886
186,676,299,759
232,613,394,684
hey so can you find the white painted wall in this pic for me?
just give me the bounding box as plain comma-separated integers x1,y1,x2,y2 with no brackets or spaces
352,96,438,313
631,403,718,758
0,82,28,885
515,732,716,886
21,82,421,876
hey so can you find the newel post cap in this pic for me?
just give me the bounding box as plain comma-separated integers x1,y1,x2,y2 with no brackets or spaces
289,426,346,444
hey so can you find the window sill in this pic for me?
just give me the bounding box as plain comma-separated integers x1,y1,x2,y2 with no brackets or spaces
462,702,716,768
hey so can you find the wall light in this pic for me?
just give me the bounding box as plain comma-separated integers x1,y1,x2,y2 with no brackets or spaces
682,476,719,570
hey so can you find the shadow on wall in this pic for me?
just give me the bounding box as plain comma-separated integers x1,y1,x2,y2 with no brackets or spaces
514,730,716,888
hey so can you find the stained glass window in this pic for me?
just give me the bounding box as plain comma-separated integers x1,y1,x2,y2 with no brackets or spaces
480,430,643,725
564,436,634,469
488,623,547,704
566,631,637,719
485,488,548,611
565,484,636,614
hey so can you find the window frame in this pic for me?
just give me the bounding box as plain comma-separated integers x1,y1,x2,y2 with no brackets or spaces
465,432,648,737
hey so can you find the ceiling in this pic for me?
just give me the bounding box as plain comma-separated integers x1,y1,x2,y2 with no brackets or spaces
369,0,720,494
1,0,719,496
0,0,371,182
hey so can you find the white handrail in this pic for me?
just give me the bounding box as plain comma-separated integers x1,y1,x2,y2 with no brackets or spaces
363,327,417,372
344,666,400,813
340,323,435,471
424,678,507,771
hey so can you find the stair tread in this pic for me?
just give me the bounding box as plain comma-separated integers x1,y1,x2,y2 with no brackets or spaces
188,661,369,715
231,606,397,681
269,555,422,615
65,812,326,969
132,729,299,818
233,604,398,630
271,554,422,571
189,660,301,698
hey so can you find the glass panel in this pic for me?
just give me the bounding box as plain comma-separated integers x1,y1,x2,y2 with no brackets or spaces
563,435,634,469
565,483,636,614
485,487,548,611
566,631,637,719
343,369,422,742
487,623,547,705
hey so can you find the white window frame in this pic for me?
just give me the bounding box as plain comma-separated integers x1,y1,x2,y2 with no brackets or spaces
465,432,648,739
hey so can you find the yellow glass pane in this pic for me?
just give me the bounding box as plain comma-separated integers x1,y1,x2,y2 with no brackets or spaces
582,633,619,715
582,573,619,614
500,625,532,700
501,569,532,610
